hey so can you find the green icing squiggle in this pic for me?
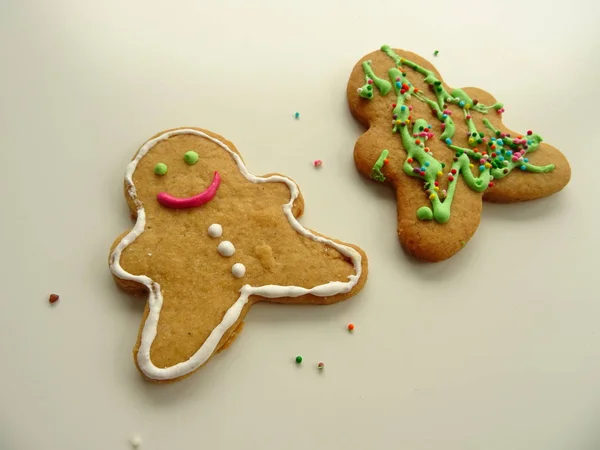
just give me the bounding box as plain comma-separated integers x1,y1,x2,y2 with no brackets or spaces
371,149,389,182
358,61,392,98
358,45,556,223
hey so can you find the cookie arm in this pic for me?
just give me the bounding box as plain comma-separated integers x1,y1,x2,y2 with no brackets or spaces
459,87,571,202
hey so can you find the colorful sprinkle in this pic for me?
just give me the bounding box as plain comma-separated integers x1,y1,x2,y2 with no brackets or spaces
184,151,199,165
317,362,325,370
313,159,322,167
295,355,303,364
434,50,439,56
347,323,355,332
294,112,300,119
445,138,452,145
154,163,167,175
49,294,59,304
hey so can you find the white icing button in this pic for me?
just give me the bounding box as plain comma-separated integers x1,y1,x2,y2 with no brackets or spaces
217,241,235,257
208,224,223,238
231,263,246,278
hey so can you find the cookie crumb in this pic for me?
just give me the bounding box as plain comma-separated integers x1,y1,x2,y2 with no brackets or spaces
434,50,439,56
130,435,142,448
313,160,322,168
347,323,355,332
294,112,300,119
295,355,303,364
317,361,324,370
49,294,59,304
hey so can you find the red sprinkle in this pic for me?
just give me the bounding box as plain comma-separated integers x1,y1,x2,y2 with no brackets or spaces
488,182,495,188
434,181,439,186
527,130,533,135
407,157,413,163
451,168,457,175
383,158,389,165
415,139,421,145
367,79,373,84
347,323,355,331
49,294,59,304
448,175,455,181
392,103,396,108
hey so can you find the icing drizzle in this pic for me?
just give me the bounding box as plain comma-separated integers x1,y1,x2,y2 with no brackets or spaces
362,45,555,223
109,129,363,381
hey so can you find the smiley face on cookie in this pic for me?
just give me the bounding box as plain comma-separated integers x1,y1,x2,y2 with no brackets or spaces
109,128,367,382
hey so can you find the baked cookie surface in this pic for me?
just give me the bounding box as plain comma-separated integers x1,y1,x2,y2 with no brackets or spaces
109,128,367,382
348,46,570,262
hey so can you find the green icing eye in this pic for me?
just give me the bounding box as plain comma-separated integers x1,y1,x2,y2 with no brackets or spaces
154,163,168,175
184,151,199,165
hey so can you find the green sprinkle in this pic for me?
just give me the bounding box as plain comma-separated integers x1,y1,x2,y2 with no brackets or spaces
295,356,303,364
460,240,466,247
434,50,439,56
154,163,168,175
184,151,199,165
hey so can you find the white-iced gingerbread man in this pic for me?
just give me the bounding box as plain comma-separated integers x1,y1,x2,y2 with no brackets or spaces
109,128,368,383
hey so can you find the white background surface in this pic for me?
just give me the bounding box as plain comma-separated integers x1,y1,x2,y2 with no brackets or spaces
1,0,599,449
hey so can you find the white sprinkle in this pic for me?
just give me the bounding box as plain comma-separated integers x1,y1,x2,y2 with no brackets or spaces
130,435,142,448
217,241,235,257
208,224,223,238
231,263,246,278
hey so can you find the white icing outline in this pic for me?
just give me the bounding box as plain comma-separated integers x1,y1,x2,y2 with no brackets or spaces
109,129,363,381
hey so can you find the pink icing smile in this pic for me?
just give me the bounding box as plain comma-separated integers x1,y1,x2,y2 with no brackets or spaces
157,171,221,209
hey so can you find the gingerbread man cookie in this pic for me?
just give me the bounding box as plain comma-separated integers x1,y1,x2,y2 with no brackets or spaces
348,46,571,262
109,128,368,382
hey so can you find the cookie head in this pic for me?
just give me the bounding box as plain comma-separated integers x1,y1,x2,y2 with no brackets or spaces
129,130,252,213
